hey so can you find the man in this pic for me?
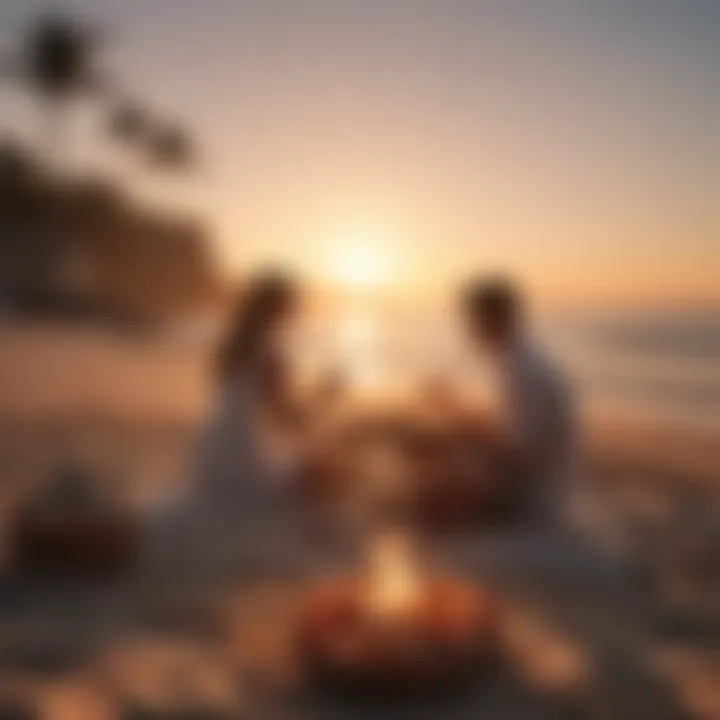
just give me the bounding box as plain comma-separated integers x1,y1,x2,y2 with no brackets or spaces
462,277,574,525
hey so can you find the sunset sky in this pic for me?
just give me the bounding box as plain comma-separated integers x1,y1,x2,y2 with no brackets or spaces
1,0,719,306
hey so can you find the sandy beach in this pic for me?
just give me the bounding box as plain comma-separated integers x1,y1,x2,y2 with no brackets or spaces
0,325,717,719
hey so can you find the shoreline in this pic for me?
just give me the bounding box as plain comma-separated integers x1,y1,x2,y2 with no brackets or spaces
0,411,715,493
0,324,716,492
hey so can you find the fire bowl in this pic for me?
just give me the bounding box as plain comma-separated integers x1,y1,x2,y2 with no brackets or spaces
297,578,500,694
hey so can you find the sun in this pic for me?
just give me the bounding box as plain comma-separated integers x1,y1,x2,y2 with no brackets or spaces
328,234,392,288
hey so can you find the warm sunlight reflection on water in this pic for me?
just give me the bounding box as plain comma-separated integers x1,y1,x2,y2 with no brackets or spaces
337,311,383,392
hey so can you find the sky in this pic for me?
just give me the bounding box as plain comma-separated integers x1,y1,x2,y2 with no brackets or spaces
1,0,719,306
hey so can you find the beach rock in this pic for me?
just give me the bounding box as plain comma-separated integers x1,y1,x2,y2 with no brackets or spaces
10,462,139,578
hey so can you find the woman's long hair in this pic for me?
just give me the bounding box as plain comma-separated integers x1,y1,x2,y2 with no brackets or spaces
216,272,296,383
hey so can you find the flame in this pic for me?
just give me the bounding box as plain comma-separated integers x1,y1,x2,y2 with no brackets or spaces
364,532,421,620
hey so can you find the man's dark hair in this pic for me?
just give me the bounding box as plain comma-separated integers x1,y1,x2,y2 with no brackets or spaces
463,276,522,331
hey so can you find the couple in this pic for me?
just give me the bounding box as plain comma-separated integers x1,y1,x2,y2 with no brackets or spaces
196,272,573,530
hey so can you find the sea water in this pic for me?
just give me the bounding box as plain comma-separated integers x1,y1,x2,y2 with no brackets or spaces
292,307,720,438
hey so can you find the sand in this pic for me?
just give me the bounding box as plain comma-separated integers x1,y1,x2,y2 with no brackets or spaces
0,323,716,719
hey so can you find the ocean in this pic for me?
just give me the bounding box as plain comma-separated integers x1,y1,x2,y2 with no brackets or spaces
0,309,717,441
542,309,720,435
294,307,720,438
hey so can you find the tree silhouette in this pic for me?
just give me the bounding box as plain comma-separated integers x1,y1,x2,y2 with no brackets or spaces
28,15,96,95
10,11,198,176
147,125,194,171
0,14,214,325
107,102,152,145
24,14,99,160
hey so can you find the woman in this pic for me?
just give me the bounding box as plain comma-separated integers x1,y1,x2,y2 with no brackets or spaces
196,271,301,516
143,273,302,582
151,273,300,580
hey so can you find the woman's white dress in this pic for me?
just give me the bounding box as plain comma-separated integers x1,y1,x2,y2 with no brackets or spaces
196,377,271,514
145,375,297,580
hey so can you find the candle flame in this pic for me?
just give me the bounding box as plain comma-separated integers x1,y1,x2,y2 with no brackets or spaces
365,532,421,619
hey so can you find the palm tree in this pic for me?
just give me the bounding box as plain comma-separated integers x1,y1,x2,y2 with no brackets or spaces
147,124,195,172
18,13,199,176
24,14,99,163
2,11,200,181
107,102,152,145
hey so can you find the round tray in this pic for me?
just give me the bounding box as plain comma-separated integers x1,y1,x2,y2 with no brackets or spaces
297,578,500,694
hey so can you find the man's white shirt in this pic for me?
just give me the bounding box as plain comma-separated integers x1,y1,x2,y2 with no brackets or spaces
494,341,574,522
